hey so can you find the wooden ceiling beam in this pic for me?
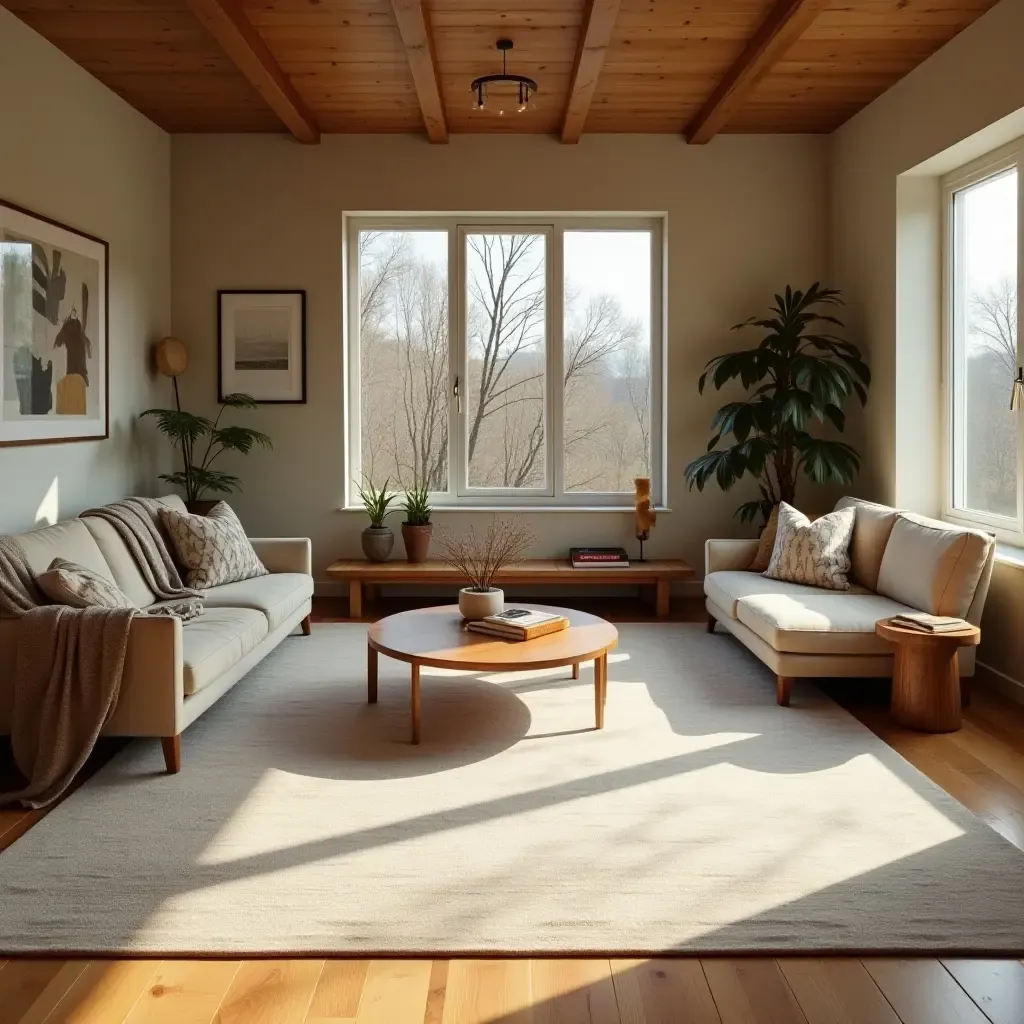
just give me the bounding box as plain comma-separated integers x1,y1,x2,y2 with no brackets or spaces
561,0,621,144
184,0,319,143
390,0,448,144
685,0,827,145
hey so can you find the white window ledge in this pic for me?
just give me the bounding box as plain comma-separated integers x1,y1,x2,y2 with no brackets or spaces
340,505,673,514
995,542,1024,570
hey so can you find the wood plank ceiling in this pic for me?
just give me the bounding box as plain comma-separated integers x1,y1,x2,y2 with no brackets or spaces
4,0,1000,142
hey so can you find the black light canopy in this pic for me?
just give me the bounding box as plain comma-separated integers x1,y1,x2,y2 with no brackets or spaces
471,39,538,115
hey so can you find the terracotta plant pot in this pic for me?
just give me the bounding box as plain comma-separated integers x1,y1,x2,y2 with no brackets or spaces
361,526,394,563
185,499,220,516
458,587,503,620
401,522,433,563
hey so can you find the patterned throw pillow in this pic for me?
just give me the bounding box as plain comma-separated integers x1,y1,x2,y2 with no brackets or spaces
159,502,268,590
37,558,136,610
763,501,856,591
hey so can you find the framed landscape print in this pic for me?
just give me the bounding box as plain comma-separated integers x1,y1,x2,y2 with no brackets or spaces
218,290,306,403
0,200,108,446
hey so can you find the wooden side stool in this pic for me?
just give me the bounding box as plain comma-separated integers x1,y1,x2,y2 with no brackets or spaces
875,618,981,733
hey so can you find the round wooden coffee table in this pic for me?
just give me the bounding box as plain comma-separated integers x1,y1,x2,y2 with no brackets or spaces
875,618,981,733
366,604,619,744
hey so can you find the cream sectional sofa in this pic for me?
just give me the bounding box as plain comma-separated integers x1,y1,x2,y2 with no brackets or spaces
704,496,996,706
0,495,313,772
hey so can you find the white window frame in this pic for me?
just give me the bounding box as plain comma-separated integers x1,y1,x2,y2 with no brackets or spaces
942,141,1024,542
343,213,666,509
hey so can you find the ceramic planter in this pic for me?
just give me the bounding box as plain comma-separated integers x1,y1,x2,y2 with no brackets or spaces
459,587,503,620
402,522,433,563
361,526,395,562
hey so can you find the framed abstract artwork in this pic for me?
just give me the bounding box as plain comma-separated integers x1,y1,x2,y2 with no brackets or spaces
0,199,109,446
218,290,306,404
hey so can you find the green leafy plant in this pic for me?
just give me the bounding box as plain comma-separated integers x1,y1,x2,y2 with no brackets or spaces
141,393,272,503
684,283,870,525
401,484,432,526
358,478,399,528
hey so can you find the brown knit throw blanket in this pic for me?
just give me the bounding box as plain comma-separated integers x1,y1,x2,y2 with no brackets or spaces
0,537,133,810
1,498,204,808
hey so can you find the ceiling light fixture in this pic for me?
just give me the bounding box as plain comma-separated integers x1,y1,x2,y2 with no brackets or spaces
471,39,537,116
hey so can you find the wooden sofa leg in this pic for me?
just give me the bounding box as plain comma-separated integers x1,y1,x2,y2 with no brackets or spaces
301,614,312,636
161,735,181,774
776,676,793,707
706,613,716,634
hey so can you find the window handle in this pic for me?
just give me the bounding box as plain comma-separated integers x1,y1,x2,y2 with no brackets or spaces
454,375,462,413
1013,367,1024,412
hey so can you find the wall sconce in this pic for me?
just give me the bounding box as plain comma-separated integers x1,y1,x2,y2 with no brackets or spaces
1012,367,1024,412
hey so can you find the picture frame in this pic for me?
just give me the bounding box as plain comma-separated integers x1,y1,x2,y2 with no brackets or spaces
0,199,109,447
218,290,306,404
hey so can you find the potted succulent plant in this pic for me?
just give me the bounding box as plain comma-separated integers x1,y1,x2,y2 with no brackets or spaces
435,517,534,619
400,484,433,563
357,479,398,562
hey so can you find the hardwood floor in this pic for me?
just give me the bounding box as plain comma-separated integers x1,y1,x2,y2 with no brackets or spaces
3,595,1024,1023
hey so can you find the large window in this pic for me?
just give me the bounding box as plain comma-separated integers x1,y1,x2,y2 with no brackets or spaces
347,216,663,506
945,145,1022,538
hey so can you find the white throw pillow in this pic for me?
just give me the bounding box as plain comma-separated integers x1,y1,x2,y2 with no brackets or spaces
159,502,268,590
763,501,856,591
37,558,136,610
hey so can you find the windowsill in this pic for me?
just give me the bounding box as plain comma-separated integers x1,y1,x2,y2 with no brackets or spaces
995,541,1024,570
339,505,673,514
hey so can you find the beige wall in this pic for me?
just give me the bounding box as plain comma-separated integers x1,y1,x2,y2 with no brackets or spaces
0,9,170,535
171,132,830,584
829,0,1024,688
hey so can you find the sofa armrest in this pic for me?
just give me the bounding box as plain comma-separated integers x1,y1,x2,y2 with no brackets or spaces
104,614,184,737
249,538,312,576
705,539,759,575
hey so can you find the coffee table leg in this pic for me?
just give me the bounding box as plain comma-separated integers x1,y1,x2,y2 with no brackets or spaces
572,662,580,680
367,644,378,704
594,653,607,730
411,663,421,745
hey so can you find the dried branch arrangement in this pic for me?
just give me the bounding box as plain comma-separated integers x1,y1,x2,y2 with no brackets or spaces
435,517,535,592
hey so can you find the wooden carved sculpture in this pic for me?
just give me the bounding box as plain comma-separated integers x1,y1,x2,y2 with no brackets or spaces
634,476,656,562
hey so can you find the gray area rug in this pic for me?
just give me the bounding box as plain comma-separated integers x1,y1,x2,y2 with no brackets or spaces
2,622,1024,955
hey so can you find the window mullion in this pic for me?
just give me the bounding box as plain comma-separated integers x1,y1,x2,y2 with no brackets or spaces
549,225,564,500
453,223,466,499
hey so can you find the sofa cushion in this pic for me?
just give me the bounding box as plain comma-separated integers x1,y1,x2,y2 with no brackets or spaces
876,513,994,617
705,570,870,620
81,496,187,608
833,496,900,591
748,504,780,573
202,573,313,631
764,502,856,591
735,592,919,655
37,558,136,610
161,502,268,590
14,519,114,581
182,607,268,696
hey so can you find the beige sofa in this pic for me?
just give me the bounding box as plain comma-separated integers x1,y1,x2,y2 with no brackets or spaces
704,496,996,706
0,495,313,772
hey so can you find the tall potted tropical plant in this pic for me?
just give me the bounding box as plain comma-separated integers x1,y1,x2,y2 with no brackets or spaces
684,284,870,525
141,393,272,513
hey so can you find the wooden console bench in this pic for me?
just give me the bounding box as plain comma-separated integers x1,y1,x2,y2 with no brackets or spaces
325,558,694,618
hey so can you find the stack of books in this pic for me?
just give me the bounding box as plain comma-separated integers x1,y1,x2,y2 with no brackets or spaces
570,547,630,569
466,608,569,641
888,612,969,633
